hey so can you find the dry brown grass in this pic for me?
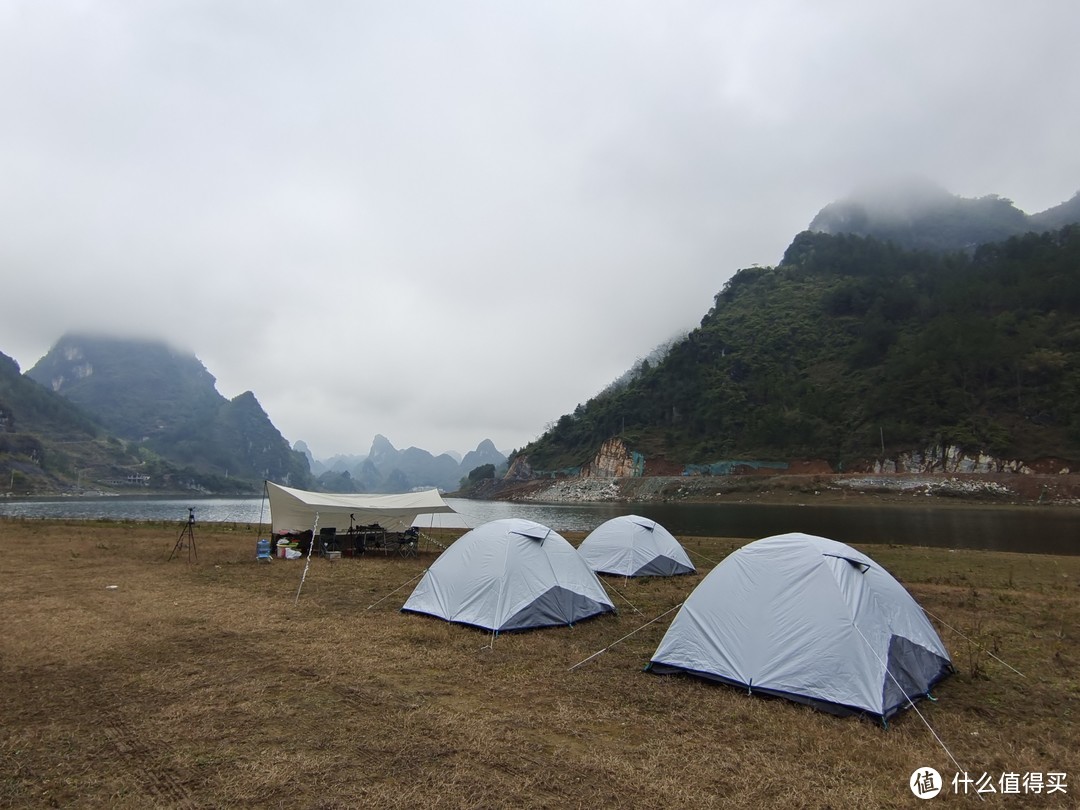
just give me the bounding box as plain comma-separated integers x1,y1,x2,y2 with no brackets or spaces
1,518,1077,808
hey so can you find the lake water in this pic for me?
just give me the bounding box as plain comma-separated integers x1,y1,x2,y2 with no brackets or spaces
1,495,1077,555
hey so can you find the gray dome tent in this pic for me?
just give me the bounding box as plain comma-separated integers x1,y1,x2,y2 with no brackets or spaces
578,515,695,577
648,532,953,719
402,518,615,632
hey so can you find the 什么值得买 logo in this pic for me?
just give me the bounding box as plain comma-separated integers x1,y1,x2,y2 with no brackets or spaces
910,767,942,799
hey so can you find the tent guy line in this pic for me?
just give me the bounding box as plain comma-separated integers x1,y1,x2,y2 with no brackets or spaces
920,607,1026,679
568,603,685,672
367,569,428,612
598,578,644,615
683,545,722,567
851,620,973,793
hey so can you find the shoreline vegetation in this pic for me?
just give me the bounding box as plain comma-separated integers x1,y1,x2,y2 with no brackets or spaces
2,519,1077,807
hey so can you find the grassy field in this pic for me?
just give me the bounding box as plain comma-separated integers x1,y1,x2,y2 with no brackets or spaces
1,517,1077,808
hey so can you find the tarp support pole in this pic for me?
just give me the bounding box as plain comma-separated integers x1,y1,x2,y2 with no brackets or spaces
256,480,269,542
294,511,320,606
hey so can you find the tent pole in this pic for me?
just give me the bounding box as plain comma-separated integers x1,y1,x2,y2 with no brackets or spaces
486,536,514,648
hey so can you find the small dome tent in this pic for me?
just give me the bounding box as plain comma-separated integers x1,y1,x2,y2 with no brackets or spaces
578,515,695,577
648,532,953,720
402,518,615,632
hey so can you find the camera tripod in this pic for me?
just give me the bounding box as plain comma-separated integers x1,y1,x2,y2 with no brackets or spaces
168,509,198,562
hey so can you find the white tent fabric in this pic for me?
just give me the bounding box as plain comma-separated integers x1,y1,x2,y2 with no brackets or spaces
578,515,695,577
265,481,456,534
648,532,952,719
402,518,616,632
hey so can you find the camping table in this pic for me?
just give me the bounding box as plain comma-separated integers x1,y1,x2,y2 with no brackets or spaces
342,529,418,557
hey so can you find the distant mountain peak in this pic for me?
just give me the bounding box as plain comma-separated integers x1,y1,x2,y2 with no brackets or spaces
368,434,398,463
460,438,508,477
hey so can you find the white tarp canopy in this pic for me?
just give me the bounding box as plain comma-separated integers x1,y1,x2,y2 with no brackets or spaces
648,532,953,719
578,515,695,577
402,518,616,632
265,481,456,534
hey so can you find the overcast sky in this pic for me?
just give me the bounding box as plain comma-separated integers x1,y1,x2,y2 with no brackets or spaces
2,1,1079,461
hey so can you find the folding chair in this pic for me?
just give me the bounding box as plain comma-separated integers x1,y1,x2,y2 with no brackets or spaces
256,538,273,563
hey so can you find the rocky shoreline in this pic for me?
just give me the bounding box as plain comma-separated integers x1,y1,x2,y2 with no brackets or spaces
474,471,1080,507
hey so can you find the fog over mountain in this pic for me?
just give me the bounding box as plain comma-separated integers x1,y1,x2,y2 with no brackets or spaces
808,178,1058,253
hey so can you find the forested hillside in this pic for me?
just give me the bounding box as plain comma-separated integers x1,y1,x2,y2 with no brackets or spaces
518,226,1080,472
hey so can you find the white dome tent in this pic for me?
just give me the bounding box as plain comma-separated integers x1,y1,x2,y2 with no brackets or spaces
648,532,953,720
578,515,695,577
402,518,615,632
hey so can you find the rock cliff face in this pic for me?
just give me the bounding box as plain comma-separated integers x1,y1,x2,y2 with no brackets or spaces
504,455,534,480
870,445,1071,475
580,438,644,478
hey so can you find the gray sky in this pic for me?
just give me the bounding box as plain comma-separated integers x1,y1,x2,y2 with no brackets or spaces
2,1,1079,461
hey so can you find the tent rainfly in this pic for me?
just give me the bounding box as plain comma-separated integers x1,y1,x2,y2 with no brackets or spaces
401,518,616,632
264,481,456,535
648,532,953,720
578,515,695,577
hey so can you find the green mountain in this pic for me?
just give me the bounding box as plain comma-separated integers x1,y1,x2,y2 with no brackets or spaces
26,334,312,491
517,224,1080,473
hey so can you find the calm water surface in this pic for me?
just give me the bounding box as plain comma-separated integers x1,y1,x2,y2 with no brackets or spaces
1,495,1077,555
